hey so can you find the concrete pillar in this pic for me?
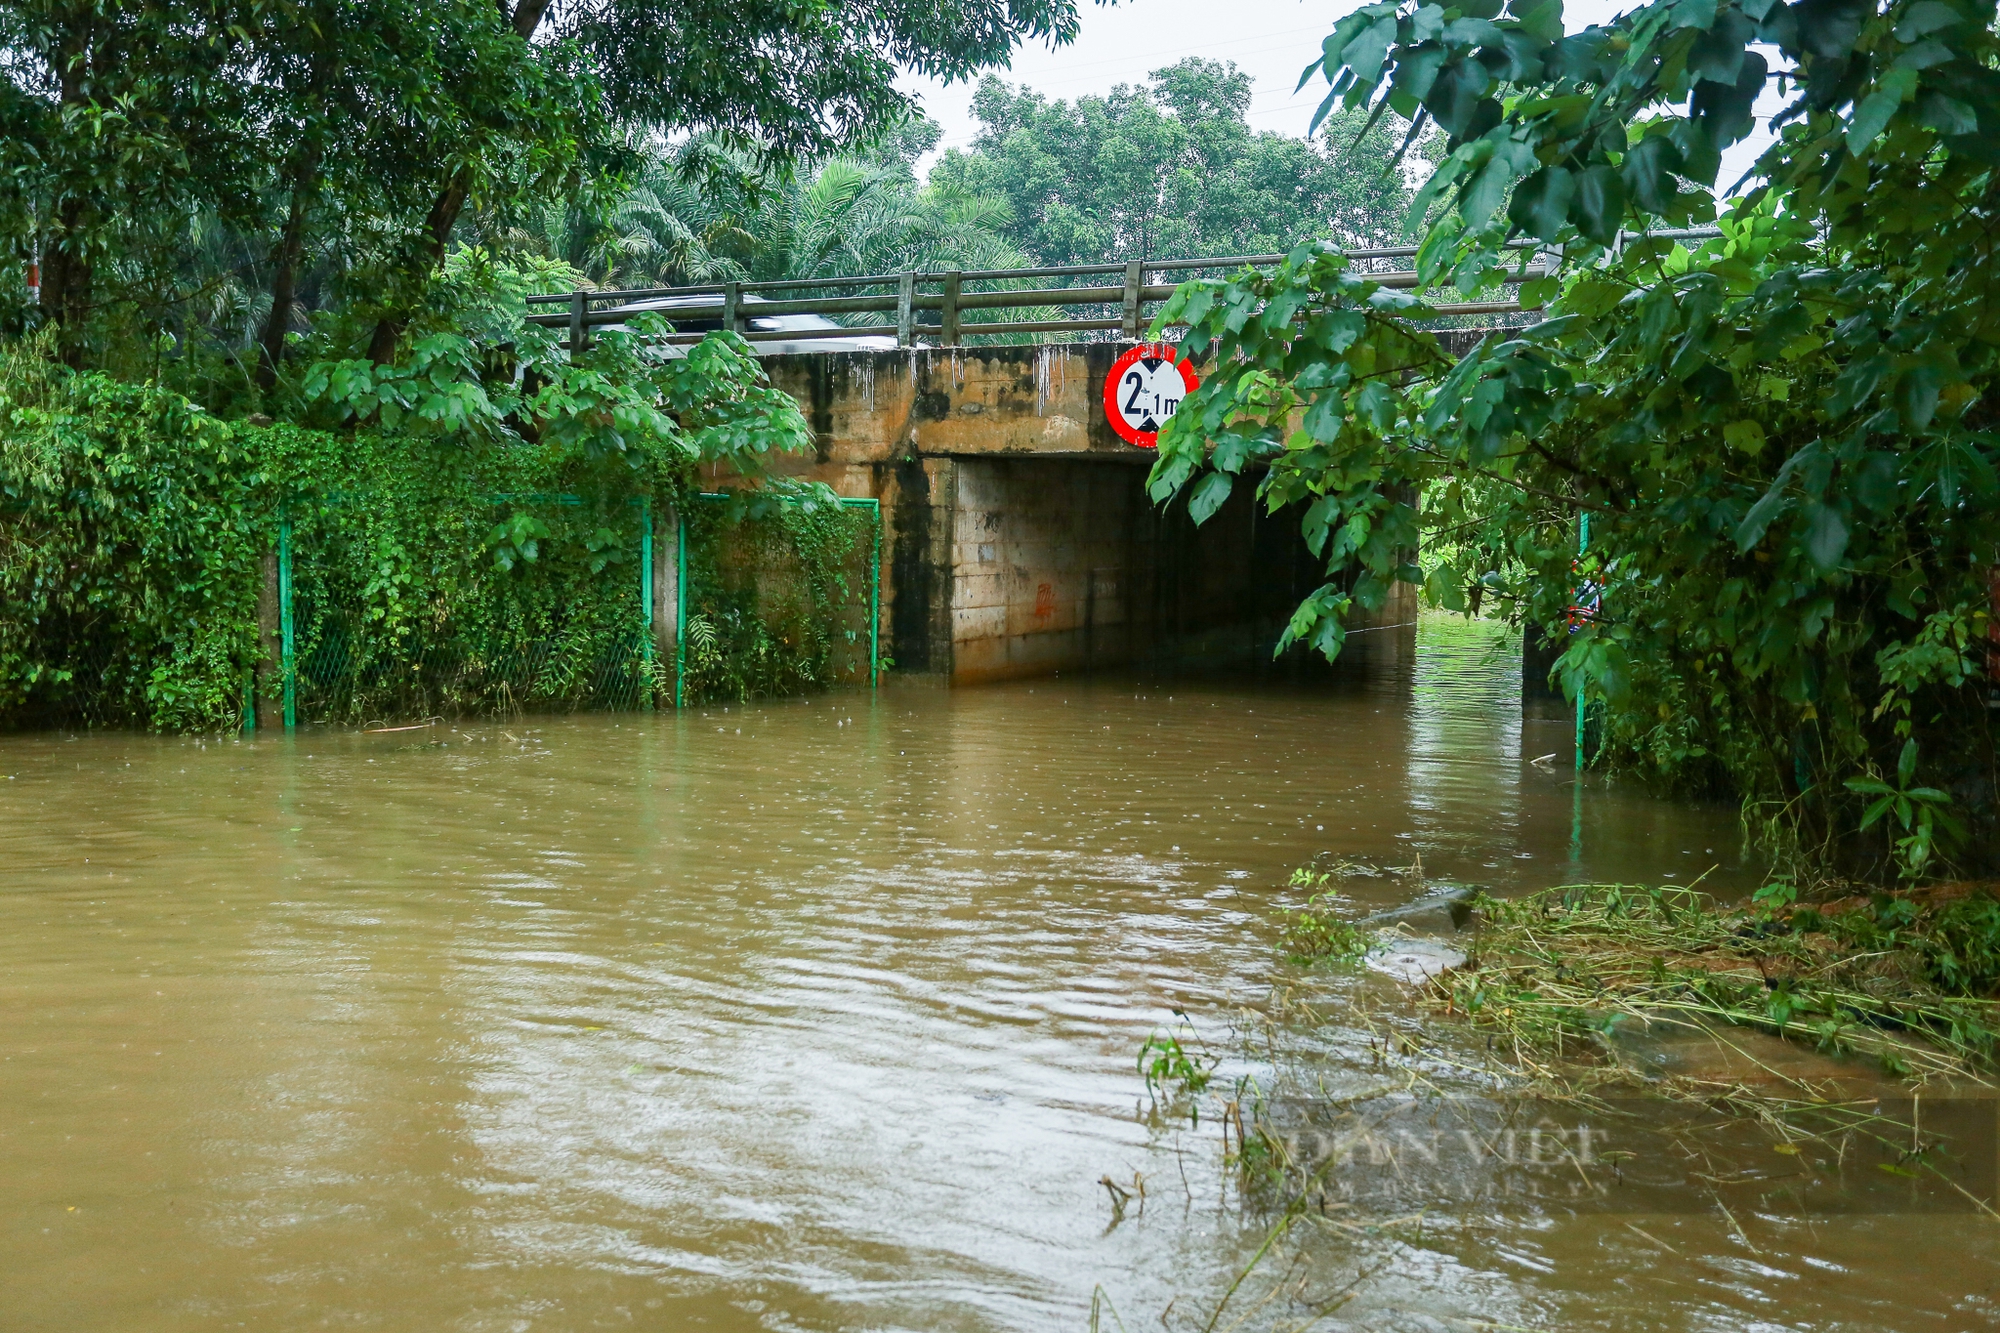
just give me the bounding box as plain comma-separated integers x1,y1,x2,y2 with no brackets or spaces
254,548,283,731
887,455,957,675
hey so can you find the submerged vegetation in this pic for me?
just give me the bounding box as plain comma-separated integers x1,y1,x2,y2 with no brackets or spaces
1441,882,2000,1085
1252,863,2000,1094
1278,867,1374,963
1112,863,2000,1330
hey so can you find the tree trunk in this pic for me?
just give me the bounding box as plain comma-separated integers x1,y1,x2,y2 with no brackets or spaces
257,150,320,393
365,0,551,365
365,166,469,364
510,0,551,38
41,17,95,366
39,199,91,368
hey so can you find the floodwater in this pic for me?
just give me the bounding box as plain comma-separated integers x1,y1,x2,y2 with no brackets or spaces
2,615,1992,1331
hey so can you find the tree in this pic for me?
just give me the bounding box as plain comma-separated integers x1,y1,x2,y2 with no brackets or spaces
929,58,1418,266
0,0,595,380
1150,0,2000,876
362,0,1092,361
0,0,1092,378
506,122,1033,291
247,0,587,391
0,2,272,364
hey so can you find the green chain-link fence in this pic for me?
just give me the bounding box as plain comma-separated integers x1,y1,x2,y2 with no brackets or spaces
263,492,878,728
674,493,879,707
279,494,657,728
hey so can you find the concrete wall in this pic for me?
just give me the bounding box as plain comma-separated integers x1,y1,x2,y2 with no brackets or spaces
950,458,1158,683
699,345,1417,684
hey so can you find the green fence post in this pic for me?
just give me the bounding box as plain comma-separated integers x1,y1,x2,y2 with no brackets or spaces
870,503,881,689
639,496,654,712
674,507,687,709
1574,510,1589,773
279,512,296,730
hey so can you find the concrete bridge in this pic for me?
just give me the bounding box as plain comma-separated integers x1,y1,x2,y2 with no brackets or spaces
557,235,1715,691
703,343,1418,684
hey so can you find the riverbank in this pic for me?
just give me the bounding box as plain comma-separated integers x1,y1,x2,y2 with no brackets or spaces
1272,869,2000,1096
1431,881,2000,1091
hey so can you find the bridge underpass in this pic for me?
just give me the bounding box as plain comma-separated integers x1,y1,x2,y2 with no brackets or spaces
528,243,1661,695
710,343,1419,685
534,234,1723,699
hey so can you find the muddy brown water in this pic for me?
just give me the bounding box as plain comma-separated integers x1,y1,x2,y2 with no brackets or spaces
4,616,1994,1331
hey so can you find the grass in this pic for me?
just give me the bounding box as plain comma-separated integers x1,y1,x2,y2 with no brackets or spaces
1276,859,1418,963
1434,882,2000,1086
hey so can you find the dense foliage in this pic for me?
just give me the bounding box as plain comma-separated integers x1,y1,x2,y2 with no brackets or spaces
0,2,1091,727
1151,0,1999,879
0,254,822,730
515,123,1036,292
0,0,1087,376
932,58,1420,264
0,338,266,729
508,71,1433,316
678,492,878,705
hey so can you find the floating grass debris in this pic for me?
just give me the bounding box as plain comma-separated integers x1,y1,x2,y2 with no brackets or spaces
1436,883,2000,1085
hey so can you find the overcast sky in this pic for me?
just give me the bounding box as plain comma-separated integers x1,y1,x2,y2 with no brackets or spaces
898,0,1775,192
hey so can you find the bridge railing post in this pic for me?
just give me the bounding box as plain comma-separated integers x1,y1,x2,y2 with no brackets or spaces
519,236,1674,346
940,271,961,346
1121,259,1142,341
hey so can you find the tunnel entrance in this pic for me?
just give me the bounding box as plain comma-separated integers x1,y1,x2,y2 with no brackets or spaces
890,455,1416,684
736,346,1418,688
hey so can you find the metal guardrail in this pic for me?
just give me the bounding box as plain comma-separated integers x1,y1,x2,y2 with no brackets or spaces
525,229,1723,352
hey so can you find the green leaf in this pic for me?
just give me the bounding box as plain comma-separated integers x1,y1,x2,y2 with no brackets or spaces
1622,133,1684,214
1688,8,1753,84
1894,365,1945,430
1509,0,1566,43
1846,88,1904,155
1803,502,1849,570
1355,380,1398,431
1918,92,1978,135
1392,42,1449,103
1341,13,1401,84
1462,151,1516,228
1508,164,1576,241
1518,273,1560,308
1723,419,1766,453
1188,472,1235,526
1569,164,1627,245
1894,1,1961,41
1303,392,1347,442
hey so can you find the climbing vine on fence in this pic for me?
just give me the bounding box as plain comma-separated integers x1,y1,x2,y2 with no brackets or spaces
0,252,841,730
679,490,876,705
0,337,264,730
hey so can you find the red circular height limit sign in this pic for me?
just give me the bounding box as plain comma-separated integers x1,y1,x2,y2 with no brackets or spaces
1102,343,1199,449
